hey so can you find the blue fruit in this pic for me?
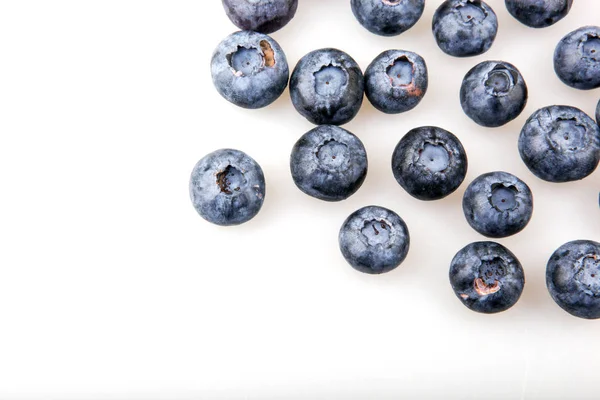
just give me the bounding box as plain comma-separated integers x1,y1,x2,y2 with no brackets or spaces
221,0,298,34
432,0,498,58
460,60,528,127
339,206,410,274
547,240,600,319
596,98,600,125
505,0,572,28
290,125,368,202
392,126,468,201
290,48,364,126
518,105,600,182
554,26,600,90
462,172,533,238
190,149,265,226
365,50,428,114
211,31,289,109
450,241,525,314
350,0,425,37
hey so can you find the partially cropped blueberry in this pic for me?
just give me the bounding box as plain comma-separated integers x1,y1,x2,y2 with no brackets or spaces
290,125,368,202
221,0,298,34
554,26,600,90
365,50,428,114
450,241,525,314
290,48,364,126
392,126,468,201
596,98,600,125
547,240,600,319
211,31,289,109
339,206,410,274
460,60,528,127
190,149,265,226
505,0,572,28
432,0,498,58
518,105,600,182
463,172,533,238
351,0,425,37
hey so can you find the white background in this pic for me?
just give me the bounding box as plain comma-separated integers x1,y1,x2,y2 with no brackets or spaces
1,0,600,399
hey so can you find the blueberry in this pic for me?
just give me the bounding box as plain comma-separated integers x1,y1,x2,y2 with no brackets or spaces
505,0,572,28
462,172,533,238
450,241,525,314
547,240,600,319
554,26,600,90
460,60,528,127
290,125,368,202
518,105,600,182
190,149,265,226
596,98,600,125
350,0,425,37
432,0,498,58
392,126,468,201
339,206,410,274
290,48,364,126
211,31,289,109
221,0,298,34
364,50,428,114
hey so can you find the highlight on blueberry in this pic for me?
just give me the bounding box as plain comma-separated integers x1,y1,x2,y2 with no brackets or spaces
518,105,600,182
350,0,425,37
290,125,368,202
505,0,572,28
365,50,428,114
554,26,600,90
450,241,525,314
190,149,266,226
432,0,498,58
460,60,528,127
547,240,600,319
339,206,410,274
392,126,468,201
211,31,289,109
221,0,298,34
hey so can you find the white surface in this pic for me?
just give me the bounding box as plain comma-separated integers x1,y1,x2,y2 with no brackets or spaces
1,1,600,399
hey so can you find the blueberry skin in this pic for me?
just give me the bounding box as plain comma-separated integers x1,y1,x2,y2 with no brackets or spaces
554,26,600,90
450,241,525,314
505,0,572,28
547,240,600,319
462,172,533,238
290,48,364,126
339,206,410,274
518,105,600,182
190,149,265,226
596,98,600,125
392,126,468,201
460,60,528,128
221,0,298,34
290,125,368,202
211,31,289,109
350,0,425,37
365,50,428,114
432,0,498,58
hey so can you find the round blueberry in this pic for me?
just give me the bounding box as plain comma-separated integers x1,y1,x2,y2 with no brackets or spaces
339,206,410,274
211,31,289,109
432,0,498,58
462,172,533,238
290,48,364,126
505,0,572,28
460,60,528,128
554,26,600,90
450,241,525,314
365,50,428,114
547,240,600,319
392,126,468,201
221,0,298,34
190,149,266,226
290,125,368,202
350,0,425,37
518,105,600,182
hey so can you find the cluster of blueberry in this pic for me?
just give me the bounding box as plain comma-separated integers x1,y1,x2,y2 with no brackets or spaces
191,0,600,319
